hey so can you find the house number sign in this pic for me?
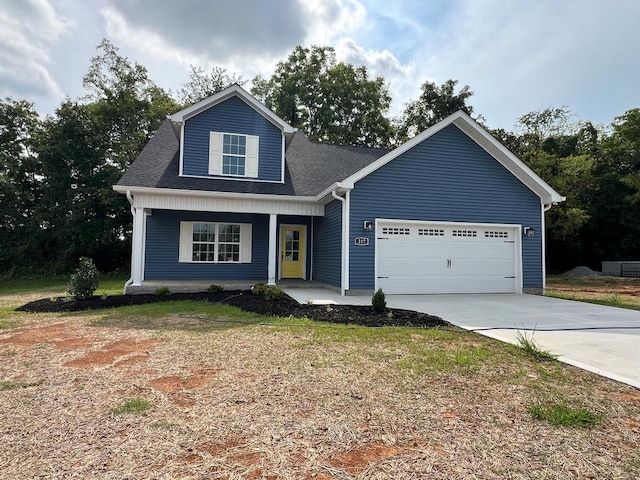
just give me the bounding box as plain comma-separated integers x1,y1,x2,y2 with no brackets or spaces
354,237,369,246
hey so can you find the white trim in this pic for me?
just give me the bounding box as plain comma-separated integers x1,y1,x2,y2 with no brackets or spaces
541,201,551,291
310,217,314,281
342,111,565,205
131,207,146,286
374,219,523,294
332,190,347,295
178,123,185,176
178,173,284,184
169,84,296,133
268,214,277,285
278,224,307,280
114,185,317,202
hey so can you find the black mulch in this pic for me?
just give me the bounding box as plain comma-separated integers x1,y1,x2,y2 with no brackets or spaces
16,290,450,329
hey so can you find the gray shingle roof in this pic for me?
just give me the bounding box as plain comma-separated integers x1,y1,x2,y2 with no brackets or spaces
116,119,389,197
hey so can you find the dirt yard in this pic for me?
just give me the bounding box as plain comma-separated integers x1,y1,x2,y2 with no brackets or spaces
0,291,639,479
547,275,640,306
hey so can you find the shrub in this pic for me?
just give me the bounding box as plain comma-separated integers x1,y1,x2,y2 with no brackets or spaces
264,285,285,301
208,284,224,293
68,257,99,299
372,288,387,313
154,286,171,296
252,282,268,295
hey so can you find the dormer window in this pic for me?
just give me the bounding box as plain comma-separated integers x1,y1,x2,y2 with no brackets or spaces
209,132,259,178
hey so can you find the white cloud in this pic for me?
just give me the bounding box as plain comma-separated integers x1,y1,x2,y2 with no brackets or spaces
0,0,71,102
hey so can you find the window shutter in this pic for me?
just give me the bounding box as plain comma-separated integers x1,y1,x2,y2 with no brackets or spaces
179,222,193,262
209,132,223,175
245,135,259,178
240,224,252,263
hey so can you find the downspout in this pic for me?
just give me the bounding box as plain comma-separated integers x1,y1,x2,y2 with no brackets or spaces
541,202,553,292
332,190,347,296
123,191,135,294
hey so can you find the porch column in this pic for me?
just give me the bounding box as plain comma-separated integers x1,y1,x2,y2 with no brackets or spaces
131,207,145,286
267,213,277,285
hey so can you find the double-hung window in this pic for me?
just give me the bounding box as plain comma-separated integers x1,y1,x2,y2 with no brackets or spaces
209,132,259,178
179,222,252,263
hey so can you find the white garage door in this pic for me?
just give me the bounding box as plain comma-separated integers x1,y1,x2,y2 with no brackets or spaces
376,221,520,294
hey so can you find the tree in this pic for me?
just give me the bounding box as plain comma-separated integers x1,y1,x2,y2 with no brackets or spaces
0,98,42,274
178,65,246,105
83,39,179,170
251,45,392,147
395,79,474,141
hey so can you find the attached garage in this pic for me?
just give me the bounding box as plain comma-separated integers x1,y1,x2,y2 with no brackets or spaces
375,220,522,294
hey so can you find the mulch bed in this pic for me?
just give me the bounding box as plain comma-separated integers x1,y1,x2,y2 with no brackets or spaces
16,290,449,328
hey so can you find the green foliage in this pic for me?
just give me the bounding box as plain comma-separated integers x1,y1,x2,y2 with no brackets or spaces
372,288,387,313
111,397,153,415
528,401,603,427
0,379,43,390
154,286,171,296
252,282,268,295
178,65,246,105
264,285,285,301
515,331,558,362
68,257,100,299
395,79,474,142
251,45,392,147
207,284,224,293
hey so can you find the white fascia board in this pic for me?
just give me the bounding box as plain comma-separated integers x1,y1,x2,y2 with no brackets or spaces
341,110,565,205
113,185,317,203
314,182,354,204
168,84,296,133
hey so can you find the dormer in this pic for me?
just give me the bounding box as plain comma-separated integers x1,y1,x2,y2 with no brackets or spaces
169,85,296,183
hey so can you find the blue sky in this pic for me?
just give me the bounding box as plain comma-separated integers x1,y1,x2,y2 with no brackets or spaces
1,0,638,130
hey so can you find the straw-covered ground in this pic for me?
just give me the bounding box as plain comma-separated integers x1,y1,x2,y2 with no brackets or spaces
1,290,639,479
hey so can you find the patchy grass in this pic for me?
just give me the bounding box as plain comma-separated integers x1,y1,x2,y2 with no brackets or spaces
528,401,604,428
546,275,640,311
0,273,128,296
0,290,638,479
0,379,44,390
111,397,154,415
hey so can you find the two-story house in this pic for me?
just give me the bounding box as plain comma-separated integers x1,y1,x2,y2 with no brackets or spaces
114,85,564,295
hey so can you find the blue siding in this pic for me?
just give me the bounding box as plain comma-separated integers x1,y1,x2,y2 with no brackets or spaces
349,124,543,290
313,199,342,288
182,96,283,181
145,210,268,281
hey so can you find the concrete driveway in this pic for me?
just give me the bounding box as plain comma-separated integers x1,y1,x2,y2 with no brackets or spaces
284,289,640,388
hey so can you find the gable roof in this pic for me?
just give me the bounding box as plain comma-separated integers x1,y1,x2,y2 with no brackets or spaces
168,84,296,133
342,111,565,205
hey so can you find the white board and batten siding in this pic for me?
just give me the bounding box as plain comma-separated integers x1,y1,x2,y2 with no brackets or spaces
375,220,522,294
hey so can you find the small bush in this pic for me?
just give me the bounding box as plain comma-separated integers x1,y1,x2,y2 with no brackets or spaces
68,257,99,299
208,284,224,293
264,285,285,301
252,282,268,295
154,286,171,296
111,397,153,415
372,288,387,313
528,401,603,428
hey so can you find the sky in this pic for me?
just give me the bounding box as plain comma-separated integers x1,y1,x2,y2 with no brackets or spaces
1,0,638,130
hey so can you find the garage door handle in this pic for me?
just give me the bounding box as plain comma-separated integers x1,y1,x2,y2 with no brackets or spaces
377,276,389,279
446,259,452,268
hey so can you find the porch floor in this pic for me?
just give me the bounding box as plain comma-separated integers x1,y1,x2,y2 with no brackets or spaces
124,279,328,294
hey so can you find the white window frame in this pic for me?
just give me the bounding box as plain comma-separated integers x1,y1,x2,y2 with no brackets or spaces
179,222,252,264
209,132,259,178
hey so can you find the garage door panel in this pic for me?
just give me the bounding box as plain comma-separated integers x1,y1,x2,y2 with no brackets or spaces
376,222,519,294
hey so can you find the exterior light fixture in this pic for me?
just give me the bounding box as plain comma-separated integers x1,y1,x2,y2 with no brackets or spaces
363,221,373,231
523,226,536,237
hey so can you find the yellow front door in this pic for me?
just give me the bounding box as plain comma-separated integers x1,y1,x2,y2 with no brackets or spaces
280,225,305,278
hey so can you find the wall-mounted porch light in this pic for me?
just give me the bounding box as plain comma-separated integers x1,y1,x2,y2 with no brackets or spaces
363,221,373,231
523,226,536,237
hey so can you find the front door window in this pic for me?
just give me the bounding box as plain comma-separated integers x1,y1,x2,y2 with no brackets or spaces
281,226,305,278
